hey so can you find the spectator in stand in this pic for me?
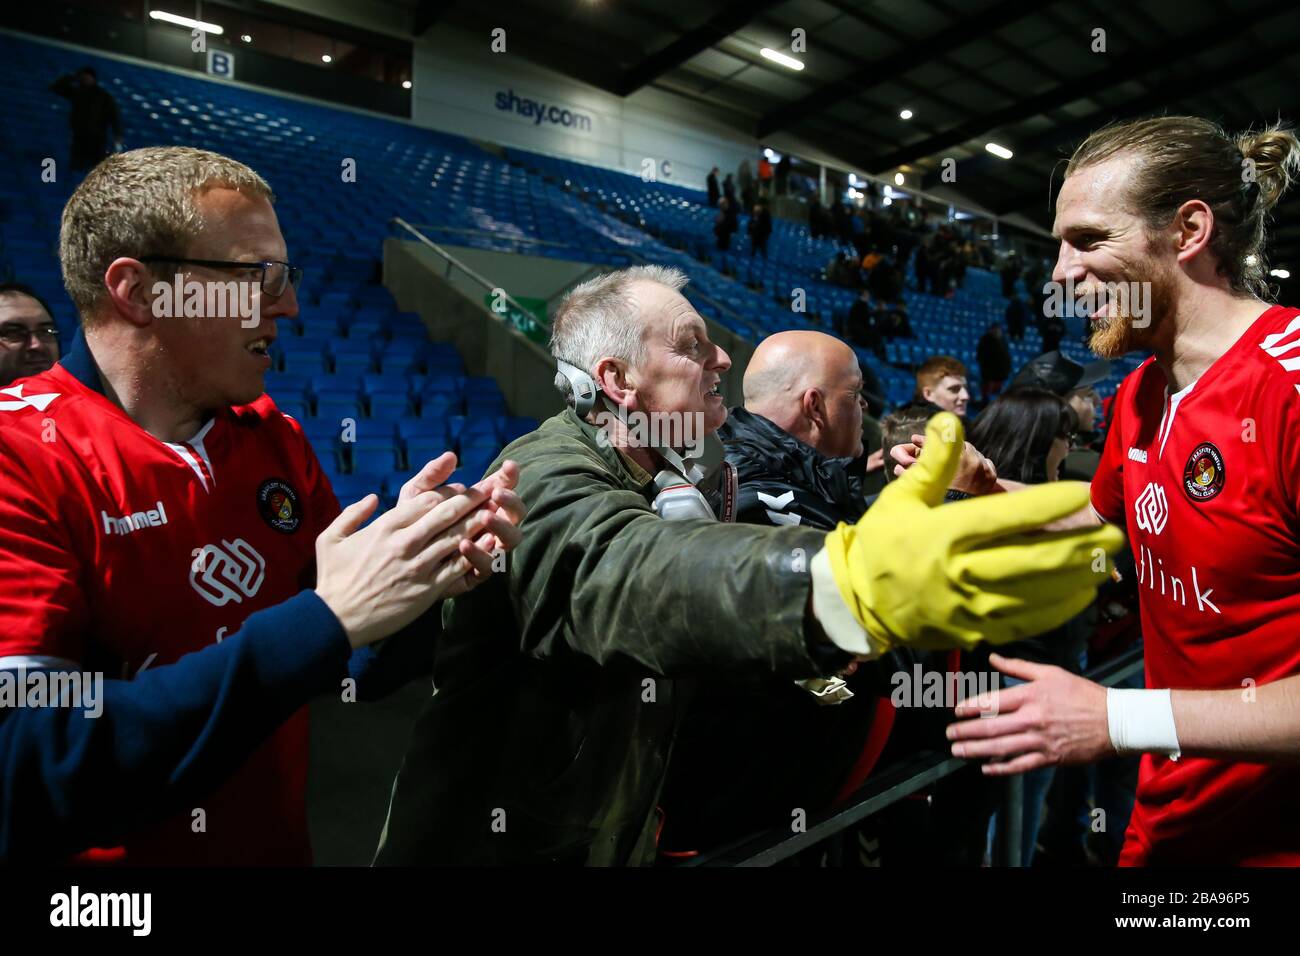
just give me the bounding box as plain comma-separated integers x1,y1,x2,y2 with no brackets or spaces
832,251,863,287
776,153,791,195
50,66,122,173
849,209,869,256
1005,294,1028,341
832,201,852,244
913,355,969,418
1023,257,1047,303
956,242,973,288
914,239,932,292
1039,309,1067,353
714,197,738,251
738,159,755,210
747,202,772,258
999,254,1021,298
757,153,774,197
809,198,827,240
0,283,61,387
976,323,1012,403
1009,350,1111,482
846,288,882,356
883,306,914,341
723,173,737,207
880,405,937,483
871,209,896,255
706,166,720,207
864,180,880,211
867,254,903,306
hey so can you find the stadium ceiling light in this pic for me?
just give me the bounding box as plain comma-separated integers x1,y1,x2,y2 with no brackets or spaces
894,172,905,186
985,142,1014,160
241,34,252,43
899,109,913,120
321,54,333,63
882,196,893,206
148,11,224,34
402,80,412,89
760,48,804,71
1271,268,1291,279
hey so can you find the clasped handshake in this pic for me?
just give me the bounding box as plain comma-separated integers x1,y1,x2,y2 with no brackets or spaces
313,451,526,649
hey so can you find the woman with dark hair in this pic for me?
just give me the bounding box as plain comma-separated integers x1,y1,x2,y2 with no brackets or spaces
968,386,1075,485
967,387,1082,865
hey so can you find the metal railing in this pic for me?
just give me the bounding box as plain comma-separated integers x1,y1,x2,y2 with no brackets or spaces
390,217,551,340
394,218,774,343
685,643,1145,867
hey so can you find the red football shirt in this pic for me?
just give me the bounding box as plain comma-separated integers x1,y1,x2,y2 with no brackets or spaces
1092,304,1300,865
0,351,338,864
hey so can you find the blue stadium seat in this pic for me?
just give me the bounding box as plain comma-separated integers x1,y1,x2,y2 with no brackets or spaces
457,447,498,477
500,416,538,443
368,390,412,419
458,416,501,449
407,438,451,473
332,472,388,501
350,442,401,474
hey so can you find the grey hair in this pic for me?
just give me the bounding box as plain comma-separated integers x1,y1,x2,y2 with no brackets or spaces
549,265,689,405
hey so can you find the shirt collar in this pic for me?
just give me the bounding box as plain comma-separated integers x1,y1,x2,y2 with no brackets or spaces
58,327,106,395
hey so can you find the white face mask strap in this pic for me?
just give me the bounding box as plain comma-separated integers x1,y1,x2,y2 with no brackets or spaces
657,444,705,486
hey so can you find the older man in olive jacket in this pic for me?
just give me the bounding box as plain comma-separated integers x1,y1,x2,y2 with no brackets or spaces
374,266,1120,865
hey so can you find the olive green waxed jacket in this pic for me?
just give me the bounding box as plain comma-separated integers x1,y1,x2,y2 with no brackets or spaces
374,409,835,865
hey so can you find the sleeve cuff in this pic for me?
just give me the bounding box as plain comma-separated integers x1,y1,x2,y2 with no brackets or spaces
809,546,892,660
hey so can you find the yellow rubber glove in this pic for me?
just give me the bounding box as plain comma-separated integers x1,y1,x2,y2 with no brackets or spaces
822,412,1125,652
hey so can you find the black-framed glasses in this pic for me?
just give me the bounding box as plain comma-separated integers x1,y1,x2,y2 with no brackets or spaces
138,256,304,298
0,323,59,347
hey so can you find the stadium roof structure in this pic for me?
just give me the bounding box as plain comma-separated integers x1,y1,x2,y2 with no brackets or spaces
408,0,1300,264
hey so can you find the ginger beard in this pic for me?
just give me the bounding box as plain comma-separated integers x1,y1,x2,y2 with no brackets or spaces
1084,244,1178,360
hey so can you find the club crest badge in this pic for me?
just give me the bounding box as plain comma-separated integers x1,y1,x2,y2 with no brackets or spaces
1183,443,1224,502
257,478,302,533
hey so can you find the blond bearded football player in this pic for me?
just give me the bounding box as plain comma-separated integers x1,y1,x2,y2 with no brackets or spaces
943,117,1300,866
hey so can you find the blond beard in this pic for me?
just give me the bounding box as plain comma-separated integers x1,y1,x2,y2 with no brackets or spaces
1088,311,1136,358
1086,264,1173,359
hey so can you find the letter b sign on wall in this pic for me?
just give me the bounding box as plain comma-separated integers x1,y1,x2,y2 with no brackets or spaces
207,49,236,80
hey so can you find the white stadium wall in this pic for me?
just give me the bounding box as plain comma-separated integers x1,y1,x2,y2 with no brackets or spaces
412,27,759,191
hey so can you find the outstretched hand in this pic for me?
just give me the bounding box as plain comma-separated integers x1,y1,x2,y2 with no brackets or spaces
946,653,1113,775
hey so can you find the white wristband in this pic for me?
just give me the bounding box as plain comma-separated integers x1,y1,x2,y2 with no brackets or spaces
1107,688,1181,760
